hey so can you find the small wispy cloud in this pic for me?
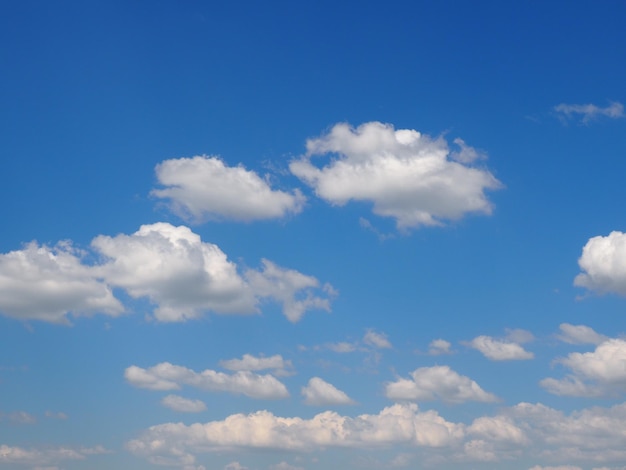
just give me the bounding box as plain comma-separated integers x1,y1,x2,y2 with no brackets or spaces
554,101,624,124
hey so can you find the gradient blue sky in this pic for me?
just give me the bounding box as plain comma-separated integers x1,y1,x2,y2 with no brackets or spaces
2,1,626,470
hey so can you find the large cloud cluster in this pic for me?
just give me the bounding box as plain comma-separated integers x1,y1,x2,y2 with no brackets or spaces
290,122,501,229
127,400,626,468
0,223,334,324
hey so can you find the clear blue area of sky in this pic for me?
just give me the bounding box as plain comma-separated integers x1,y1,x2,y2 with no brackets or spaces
1,1,626,469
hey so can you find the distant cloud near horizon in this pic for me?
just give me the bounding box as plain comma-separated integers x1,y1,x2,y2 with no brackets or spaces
554,101,624,124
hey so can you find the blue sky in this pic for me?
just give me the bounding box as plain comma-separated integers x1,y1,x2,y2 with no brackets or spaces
2,1,626,469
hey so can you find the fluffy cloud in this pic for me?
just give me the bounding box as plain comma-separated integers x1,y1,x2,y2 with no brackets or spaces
161,395,207,413
541,339,626,397
428,339,452,355
127,399,626,467
125,362,289,399
219,354,293,376
151,156,305,222
363,329,392,349
574,231,626,296
93,223,333,323
224,463,247,470
506,401,626,463
384,365,498,403
528,466,582,470
468,335,534,361
301,377,356,406
0,445,108,467
246,260,336,323
93,223,255,321
0,241,122,324
289,122,501,229
269,462,305,470
127,403,465,466
554,101,624,124
0,223,334,324
557,323,608,345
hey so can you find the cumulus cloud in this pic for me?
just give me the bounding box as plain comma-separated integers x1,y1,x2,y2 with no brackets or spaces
363,329,392,349
506,401,626,463
554,101,624,124
528,466,583,470
468,335,534,361
246,260,336,323
151,156,305,222
7,411,36,424
0,445,108,467
301,377,356,406
224,463,248,470
289,122,501,229
127,398,626,467
269,462,305,470
557,323,608,345
125,362,289,399
0,223,334,324
541,339,626,397
161,395,207,413
574,231,626,296
219,354,293,376
0,241,123,324
127,403,465,466
428,339,452,355
384,365,498,403
93,223,334,323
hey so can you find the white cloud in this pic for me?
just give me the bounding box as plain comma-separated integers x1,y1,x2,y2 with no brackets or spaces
44,411,68,420
506,401,626,463
127,402,465,466
363,329,392,349
269,462,305,470
0,241,123,324
224,462,248,470
554,101,624,124
151,156,305,222
574,231,626,296
289,122,501,229
93,223,334,323
0,445,108,467
428,339,452,355
557,323,608,345
1,223,334,324
541,339,626,397
301,377,356,406
246,260,336,323
161,395,207,413
528,466,583,470
468,416,529,445
468,335,534,361
324,342,358,353
8,411,36,424
125,362,289,399
219,354,293,376
384,365,498,403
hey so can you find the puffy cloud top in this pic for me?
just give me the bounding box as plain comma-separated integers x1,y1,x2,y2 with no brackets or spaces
575,231,626,296
541,339,626,397
0,242,122,324
385,366,498,403
468,336,534,361
290,122,501,229
152,156,305,222
301,377,355,406
125,362,289,400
